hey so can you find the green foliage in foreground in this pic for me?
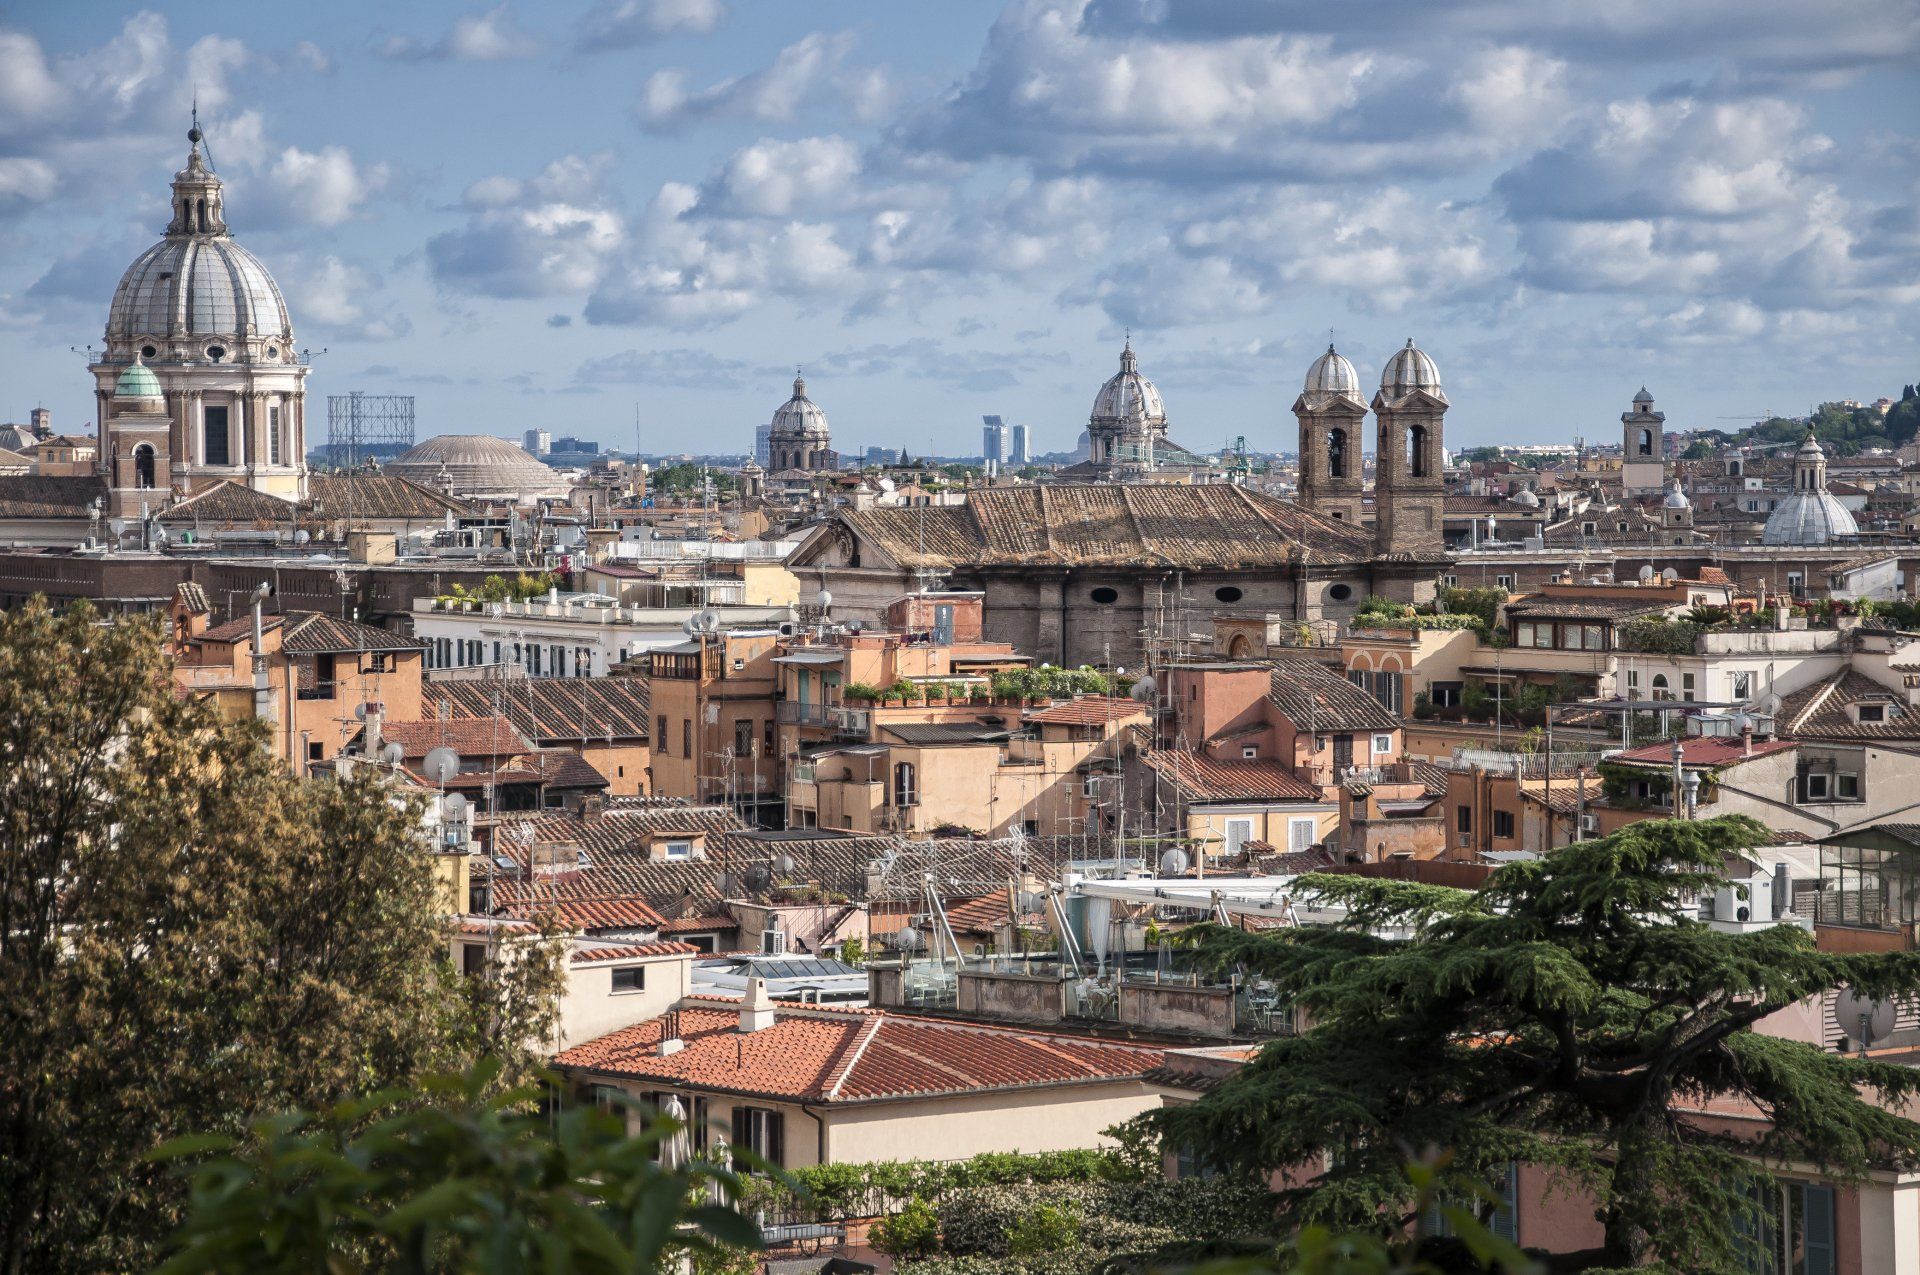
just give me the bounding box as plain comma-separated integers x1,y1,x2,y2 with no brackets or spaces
1146,816,1920,1271
153,1061,759,1274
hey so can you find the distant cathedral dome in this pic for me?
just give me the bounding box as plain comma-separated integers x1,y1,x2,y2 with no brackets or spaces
106,140,294,363
770,375,831,442
388,434,566,501
1091,339,1166,429
1663,477,1691,511
1379,338,1445,403
1302,344,1361,400
1762,430,1857,545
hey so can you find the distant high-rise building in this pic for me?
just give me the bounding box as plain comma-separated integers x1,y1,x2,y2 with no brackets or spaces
981,415,1008,465
754,423,772,468
1009,422,1030,465
523,428,552,455
549,436,599,457
863,445,894,465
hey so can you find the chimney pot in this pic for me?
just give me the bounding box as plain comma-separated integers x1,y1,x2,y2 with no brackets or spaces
738,975,776,1033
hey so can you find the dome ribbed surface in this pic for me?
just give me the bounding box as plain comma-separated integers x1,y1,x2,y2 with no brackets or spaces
1302,345,1361,400
1379,339,1444,402
109,237,291,344
388,435,565,498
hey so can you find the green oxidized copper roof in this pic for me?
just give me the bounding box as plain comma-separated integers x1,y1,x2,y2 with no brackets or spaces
114,358,163,399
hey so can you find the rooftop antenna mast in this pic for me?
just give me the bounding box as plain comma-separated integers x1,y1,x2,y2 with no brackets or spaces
191,94,218,172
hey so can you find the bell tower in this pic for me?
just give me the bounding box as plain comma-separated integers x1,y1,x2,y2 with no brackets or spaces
1293,345,1366,524
1371,339,1447,558
1621,387,1665,496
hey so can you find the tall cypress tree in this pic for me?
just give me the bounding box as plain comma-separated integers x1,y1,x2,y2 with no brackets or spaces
1146,816,1920,1271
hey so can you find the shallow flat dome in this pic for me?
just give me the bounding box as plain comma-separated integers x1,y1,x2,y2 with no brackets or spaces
388,434,566,499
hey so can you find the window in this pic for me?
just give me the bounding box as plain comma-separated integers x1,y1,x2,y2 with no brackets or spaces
764,720,776,753
1327,426,1348,478
1430,682,1462,708
1627,669,1641,692
734,720,753,757
1731,672,1752,700
133,443,155,489
1328,583,1353,602
611,966,645,993
730,1106,785,1171
1651,674,1670,701
1214,585,1243,603
662,839,693,860
681,719,692,758
1496,574,1514,590
1837,773,1860,801
1443,574,1458,587
1225,818,1253,856
1493,810,1516,839
1241,745,1258,760
1683,673,1696,702
1801,772,1830,802
1734,1177,1834,1275
656,715,669,755
1858,704,1886,723
893,761,918,807
461,943,487,977
268,404,282,465
1089,586,1119,604
1289,818,1314,853
1022,819,1039,837
1456,805,1473,835
1372,734,1393,754
203,404,230,466
308,741,324,762
1583,521,1597,536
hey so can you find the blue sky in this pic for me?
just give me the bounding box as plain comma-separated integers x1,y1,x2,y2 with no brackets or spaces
2,0,1917,457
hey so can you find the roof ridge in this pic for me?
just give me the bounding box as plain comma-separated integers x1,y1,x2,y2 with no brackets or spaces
822,1014,886,1099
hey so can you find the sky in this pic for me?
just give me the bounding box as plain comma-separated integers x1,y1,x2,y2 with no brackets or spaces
2,0,1917,459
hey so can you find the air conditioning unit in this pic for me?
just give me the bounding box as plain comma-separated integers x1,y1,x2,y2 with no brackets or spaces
760,928,787,955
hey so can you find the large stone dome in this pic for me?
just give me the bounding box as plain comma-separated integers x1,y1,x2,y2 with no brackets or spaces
1091,339,1166,428
105,139,294,364
387,434,567,501
1762,431,1857,545
770,375,830,441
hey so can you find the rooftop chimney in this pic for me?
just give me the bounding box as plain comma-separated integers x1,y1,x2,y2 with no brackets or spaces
738,975,776,1033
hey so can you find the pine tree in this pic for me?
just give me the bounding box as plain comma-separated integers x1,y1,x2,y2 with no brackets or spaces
0,600,562,1273
1145,816,1920,1271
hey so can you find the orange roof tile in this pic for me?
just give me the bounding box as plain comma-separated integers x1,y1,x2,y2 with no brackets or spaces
1141,752,1322,802
1025,697,1150,727
570,942,700,965
554,1003,1165,1103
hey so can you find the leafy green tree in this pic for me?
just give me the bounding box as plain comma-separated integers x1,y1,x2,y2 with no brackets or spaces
152,1060,758,1274
0,600,562,1273
1145,817,1920,1271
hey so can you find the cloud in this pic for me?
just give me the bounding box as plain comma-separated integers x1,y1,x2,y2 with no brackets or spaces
546,313,573,327
637,31,894,132
428,154,625,298
248,145,391,228
574,347,753,386
281,255,413,342
576,0,726,50
377,4,543,62
697,135,865,218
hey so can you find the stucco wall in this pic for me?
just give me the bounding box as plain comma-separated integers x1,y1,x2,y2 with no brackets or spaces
825,1082,1159,1165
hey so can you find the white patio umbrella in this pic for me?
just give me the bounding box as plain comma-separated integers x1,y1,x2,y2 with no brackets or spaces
660,1095,691,1170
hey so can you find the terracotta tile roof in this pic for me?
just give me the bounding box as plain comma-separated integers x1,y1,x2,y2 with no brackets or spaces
1611,737,1798,768
158,480,295,524
384,715,534,758
1779,670,1920,740
541,897,666,930
867,835,1082,900
0,475,105,518
1025,697,1150,727
570,941,699,964
942,888,1021,934
1265,660,1401,733
835,484,1377,570
198,614,282,644
453,916,538,937
555,1003,1165,1103
1246,841,1339,874
525,748,610,790
306,473,473,519
427,677,652,744
657,914,734,933
1142,752,1322,803
280,612,423,655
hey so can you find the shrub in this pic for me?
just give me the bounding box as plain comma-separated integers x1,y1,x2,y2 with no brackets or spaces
1008,1202,1081,1256
842,682,884,703
1615,618,1704,655
870,1197,939,1259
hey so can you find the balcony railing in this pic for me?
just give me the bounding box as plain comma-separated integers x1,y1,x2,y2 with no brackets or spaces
776,702,870,735
297,680,337,701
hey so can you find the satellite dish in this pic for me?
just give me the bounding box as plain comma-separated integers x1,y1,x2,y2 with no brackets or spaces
1638,565,1655,581
442,792,468,817
1129,674,1156,701
683,617,700,635
1159,847,1190,875
816,589,832,610
381,741,404,765
1834,987,1896,1049
1015,889,1046,914
1756,692,1784,717
421,746,460,784
1661,567,1679,583
293,529,310,545
895,927,924,950
742,865,771,892
773,852,797,876
699,609,720,632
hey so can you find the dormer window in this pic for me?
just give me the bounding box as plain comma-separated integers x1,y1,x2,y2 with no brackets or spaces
1858,704,1886,724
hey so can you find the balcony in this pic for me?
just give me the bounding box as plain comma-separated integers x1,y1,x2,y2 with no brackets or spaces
776,702,870,736
297,680,337,701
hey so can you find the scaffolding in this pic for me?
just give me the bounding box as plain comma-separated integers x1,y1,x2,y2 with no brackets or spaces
325,392,416,470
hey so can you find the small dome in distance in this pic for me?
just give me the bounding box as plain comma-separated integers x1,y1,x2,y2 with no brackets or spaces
1663,478,1691,510
114,355,163,401
1379,338,1444,401
1303,344,1360,398
1511,486,1540,508
1633,386,1655,406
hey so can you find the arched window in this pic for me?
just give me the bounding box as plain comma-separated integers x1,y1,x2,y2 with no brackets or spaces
1638,428,1653,457
1328,427,1348,479
1408,424,1429,478
1651,673,1670,701
133,444,155,490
